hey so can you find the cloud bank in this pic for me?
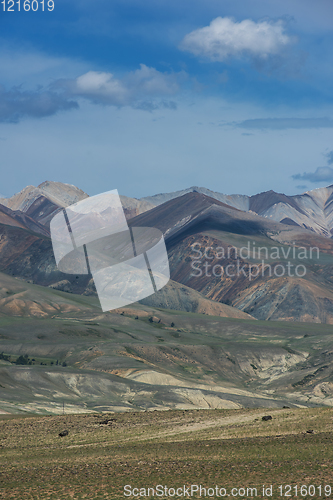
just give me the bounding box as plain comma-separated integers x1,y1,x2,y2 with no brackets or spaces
0,86,78,123
292,167,333,183
236,117,333,130
179,17,293,62
0,65,184,123
292,147,333,184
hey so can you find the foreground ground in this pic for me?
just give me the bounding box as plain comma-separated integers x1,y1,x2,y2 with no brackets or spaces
0,407,332,499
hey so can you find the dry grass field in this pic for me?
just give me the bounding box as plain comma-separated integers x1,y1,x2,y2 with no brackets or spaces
1,407,333,499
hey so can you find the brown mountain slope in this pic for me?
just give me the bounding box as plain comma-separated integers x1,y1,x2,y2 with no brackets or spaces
0,223,253,320
139,279,254,319
0,272,100,319
0,271,253,320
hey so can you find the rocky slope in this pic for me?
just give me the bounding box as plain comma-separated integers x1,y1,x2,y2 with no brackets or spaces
0,203,50,236
129,192,333,322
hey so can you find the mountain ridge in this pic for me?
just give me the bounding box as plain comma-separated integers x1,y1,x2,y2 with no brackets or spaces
3,181,333,238
141,185,333,238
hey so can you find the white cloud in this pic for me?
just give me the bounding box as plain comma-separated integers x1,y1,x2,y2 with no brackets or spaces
179,17,293,62
72,71,129,105
58,64,184,108
127,64,181,95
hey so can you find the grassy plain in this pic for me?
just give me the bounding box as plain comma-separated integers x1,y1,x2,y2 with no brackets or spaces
1,407,333,499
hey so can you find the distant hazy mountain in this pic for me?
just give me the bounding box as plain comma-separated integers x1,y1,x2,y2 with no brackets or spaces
0,181,88,212
0,181,89,230
0,181,155,228
142,185,333,238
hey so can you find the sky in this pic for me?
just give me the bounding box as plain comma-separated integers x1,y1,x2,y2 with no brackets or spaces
1,0,333,199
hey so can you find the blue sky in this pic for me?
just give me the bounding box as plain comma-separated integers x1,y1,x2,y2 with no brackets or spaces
1,0,333,198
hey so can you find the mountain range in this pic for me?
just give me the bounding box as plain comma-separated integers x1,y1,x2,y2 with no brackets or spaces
1,181,333,323
2,182,333,238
